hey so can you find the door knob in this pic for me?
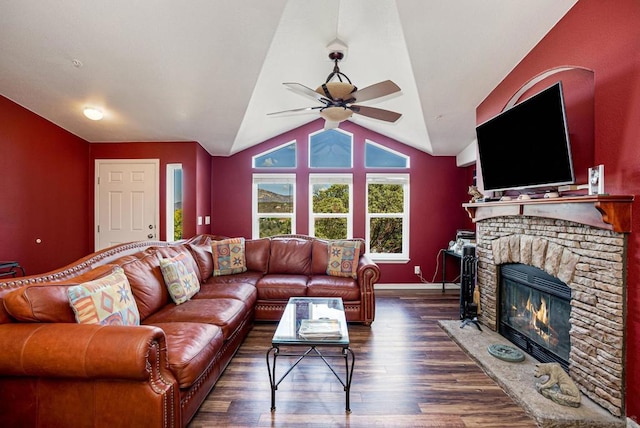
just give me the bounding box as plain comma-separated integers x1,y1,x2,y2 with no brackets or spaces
147,234,154,239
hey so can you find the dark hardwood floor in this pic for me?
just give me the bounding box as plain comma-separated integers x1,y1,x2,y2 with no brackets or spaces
188,290,536,427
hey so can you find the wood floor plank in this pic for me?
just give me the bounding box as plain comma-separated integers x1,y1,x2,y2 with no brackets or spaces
188,290,536,427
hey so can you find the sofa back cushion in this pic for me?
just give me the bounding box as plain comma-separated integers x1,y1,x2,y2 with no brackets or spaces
312,238,365,275
118,250,170,321
268,237,312,275
2,264,119,323
187,238,214,281
246,238,270,273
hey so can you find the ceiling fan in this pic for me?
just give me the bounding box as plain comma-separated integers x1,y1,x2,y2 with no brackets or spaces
268,51,402,129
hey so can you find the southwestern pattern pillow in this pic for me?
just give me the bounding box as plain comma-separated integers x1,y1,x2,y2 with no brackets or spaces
159,253,201,305
67,267,140,325
327,240,361,279
212,237,247,276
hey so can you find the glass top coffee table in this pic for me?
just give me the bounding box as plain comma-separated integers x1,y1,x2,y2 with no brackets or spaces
266,297,355,412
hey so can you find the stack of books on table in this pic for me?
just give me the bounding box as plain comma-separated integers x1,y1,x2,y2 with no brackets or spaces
298,318,342,339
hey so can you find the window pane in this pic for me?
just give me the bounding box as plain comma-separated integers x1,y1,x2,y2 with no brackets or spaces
257,183,293,213
368,184,404,213
309,129,352,168
365,141,409,168
314,218,347,240
369,217,403,253
312,184,349,213
173,168,183,240
253,141,296,168
259,218,292,238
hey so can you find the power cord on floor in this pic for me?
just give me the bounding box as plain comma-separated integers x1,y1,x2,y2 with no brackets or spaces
414,248,460,285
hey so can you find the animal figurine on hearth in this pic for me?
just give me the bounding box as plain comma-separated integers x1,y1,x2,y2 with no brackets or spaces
468,185,484,203
533,363,581,408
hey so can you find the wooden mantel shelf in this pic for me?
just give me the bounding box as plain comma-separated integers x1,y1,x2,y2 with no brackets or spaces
463,195,634,233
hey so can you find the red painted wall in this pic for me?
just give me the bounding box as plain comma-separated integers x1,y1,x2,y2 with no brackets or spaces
211,118,470,283
476,0,640,419
90,142,211,244
0,95,91,275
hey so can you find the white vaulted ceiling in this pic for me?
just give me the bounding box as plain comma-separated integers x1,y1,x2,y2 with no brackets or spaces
0,0,577,159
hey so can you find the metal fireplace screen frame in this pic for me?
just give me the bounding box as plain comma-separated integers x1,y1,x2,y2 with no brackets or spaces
499,263,571,371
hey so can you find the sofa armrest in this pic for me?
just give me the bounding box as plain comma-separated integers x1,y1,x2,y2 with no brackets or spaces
0,323,172,382
356,253,380,324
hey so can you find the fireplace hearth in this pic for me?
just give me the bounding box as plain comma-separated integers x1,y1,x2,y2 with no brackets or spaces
499,263,571,371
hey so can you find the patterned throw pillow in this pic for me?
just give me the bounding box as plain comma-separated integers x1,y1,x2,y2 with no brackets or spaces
212,237,247,276
326,240,361,279
67,267,140,325
159,253,201,305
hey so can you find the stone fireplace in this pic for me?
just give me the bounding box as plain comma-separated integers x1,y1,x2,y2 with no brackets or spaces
465,196,632,418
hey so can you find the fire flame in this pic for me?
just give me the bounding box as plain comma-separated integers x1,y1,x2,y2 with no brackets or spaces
525,295,550,342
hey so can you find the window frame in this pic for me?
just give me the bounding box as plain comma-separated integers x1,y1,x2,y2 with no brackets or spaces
252,173,296,239
365,173,410,262
308,173,353,239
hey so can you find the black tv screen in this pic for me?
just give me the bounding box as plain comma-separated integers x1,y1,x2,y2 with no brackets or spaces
476,82,574,193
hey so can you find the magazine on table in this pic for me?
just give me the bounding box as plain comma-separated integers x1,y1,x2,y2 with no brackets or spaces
298,318,342,339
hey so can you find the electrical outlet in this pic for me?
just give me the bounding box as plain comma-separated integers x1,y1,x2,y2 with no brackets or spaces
414,266,421,275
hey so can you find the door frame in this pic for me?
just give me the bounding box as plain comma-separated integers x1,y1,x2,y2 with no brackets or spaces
94,159,160,251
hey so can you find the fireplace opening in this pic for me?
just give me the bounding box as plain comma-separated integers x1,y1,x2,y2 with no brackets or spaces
499,263,571,371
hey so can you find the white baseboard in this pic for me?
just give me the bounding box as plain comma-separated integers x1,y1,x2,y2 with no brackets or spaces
375,282,460,291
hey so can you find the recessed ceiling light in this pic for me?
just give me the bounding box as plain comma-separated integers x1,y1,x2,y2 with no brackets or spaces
83,107,104,121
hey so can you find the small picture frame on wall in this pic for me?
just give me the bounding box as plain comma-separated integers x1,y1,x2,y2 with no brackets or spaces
588,164,605,195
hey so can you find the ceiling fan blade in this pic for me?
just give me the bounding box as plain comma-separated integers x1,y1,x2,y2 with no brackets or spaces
350,80,401,103
283,83,328,103
267,106,322,116
350,105,402,122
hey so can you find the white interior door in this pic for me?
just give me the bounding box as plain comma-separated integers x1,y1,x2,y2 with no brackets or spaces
95,159,159,251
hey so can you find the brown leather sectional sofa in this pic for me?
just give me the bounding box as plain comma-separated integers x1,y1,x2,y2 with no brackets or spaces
0,234,379,427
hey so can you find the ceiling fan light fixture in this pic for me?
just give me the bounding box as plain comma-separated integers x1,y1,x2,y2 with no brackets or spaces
319,106,353,123
316,81,356,100
83,107,104,121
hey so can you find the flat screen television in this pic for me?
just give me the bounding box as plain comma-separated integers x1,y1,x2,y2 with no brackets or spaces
476,81,574,193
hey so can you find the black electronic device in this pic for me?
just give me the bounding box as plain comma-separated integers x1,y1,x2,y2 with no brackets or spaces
476,81,575,193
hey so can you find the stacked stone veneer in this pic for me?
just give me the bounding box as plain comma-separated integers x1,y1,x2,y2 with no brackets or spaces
475,215,627,417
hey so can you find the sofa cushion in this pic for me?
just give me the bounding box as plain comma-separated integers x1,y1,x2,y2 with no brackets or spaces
187,240,214,281
307,275,361,300
256,274,308,300
195,281,258,310
67,267,140,326
205,271,262,286
118,250,170,321
1,265,120,323
143,298,247,340
327,240,361,279
159,254,200,305
149,322,224,388
212,238,247,276
268,238,312,275
245,238,270,273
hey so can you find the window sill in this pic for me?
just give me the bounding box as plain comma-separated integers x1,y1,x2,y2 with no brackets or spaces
370,257,409,264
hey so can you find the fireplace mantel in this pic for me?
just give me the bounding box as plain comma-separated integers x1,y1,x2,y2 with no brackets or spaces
463,195,633,233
